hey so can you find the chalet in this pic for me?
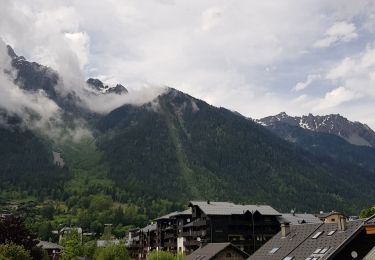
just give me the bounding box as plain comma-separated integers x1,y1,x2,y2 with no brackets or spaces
248,213,375,260
182,201,281,255
185,242,249,260
155,209,192,253
37,241,63,259
126,228,141,259
317,211,348,223
139,223,157,258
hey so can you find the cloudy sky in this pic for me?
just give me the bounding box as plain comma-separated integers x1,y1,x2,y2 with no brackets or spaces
1,0,375,127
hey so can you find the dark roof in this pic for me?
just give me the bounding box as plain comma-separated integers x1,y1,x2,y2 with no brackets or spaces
186,243,249,260
189,201,280,216
365,214,375,225
155,209,192,220
249,220,364,260
141,223,157,233
37,241,64,250
277,213,322,225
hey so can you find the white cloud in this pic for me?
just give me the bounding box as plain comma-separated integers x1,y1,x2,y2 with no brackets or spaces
315,86,362,110
1,0,375,128
314,21,358,48
293,74,321,92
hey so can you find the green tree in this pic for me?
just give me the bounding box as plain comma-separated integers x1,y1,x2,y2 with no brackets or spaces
89,195,113,211
93,244,130,260
61,230,83,260
37,222,53,241
359,205,375,218
0,243,32,260
0,215,37,251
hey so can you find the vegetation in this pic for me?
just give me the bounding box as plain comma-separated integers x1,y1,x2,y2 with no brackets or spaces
61,230,83,260
0,243,32,260
359,205,375,218
93,244,130,260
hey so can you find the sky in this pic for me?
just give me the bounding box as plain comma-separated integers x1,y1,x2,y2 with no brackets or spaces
1,0,375,128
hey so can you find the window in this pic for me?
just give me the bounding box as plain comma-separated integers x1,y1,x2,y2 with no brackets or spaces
312,231,323,239
320,248,329,254
313,249,321,254
226,253,232,258
327,230,336,236
283,257,294,260
269,247,280,254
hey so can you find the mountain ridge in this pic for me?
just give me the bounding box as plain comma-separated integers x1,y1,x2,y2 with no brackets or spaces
257,112,375,147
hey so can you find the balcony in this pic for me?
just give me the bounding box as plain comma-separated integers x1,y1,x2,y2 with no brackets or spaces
163,233,176,239
193,220,207,227
183,240,201,247
181,230,207,237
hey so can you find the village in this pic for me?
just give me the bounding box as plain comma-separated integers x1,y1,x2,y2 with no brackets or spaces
24,200,375,260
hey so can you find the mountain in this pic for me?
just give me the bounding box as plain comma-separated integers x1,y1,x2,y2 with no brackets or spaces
256,112,375,172
94,90,375,213
258,112,375,147
1,46,375,217
86,78,128,95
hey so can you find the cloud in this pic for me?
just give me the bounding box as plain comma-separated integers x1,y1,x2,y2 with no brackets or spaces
1,0,375,128
315,86,362,110
314,21,358,48
293,74,321,92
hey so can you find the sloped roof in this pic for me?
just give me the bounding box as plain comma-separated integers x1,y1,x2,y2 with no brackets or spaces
189,201,280,216
155,211,180,220
186,243,249,260
277,213,322,225
363,246,375,260
155,208,192,220
249,220,364,260
141,223,157,233
37,241,64,250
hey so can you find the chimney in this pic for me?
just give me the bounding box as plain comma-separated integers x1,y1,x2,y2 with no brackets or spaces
207,200,210,204
337,215,347,231
281,223,291,238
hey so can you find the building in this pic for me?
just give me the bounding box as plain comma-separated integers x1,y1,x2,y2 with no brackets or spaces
37,241,64,259
277,213,322,225
317,211,348,223
126,228,141,259
248,213,375,260
127,202,325,259
155,209,192,253
182,201,281,255
139,223,157,259
185,242,249,260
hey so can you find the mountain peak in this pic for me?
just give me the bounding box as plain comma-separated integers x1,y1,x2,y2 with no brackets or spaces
257,113,375,147
86,78,128,95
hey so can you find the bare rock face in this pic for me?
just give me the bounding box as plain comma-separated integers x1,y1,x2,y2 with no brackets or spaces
86,78,128,95
257,112,375,147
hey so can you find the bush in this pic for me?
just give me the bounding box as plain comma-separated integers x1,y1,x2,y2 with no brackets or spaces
93,244,130,260
61,230,83,260
0,243,32,260
359,205,375,218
